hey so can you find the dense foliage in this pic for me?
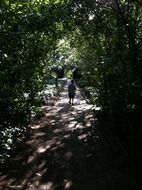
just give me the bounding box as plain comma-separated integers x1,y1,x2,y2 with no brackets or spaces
0,0,142,163
70,0,142,151
0,0,67,162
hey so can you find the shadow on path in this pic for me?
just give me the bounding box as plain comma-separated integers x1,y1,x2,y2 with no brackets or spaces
0,83,133,190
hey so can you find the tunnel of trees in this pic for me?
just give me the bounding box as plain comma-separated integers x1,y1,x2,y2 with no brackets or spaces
0,0,142,164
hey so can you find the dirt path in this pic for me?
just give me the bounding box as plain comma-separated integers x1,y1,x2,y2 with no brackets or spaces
0,82,133,190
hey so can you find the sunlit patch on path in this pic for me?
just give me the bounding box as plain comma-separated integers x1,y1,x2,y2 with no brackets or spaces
0,81,133,190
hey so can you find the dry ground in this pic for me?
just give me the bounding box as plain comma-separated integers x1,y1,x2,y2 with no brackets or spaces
0,82,134,190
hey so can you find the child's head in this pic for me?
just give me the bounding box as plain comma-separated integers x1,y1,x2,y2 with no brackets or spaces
71,80,74,83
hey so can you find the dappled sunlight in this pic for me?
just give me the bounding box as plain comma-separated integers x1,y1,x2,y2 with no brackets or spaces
37,145,51,154
64,180,73,190
31,124,41,129
27,154,37,164
0,82,100,190
50,119,56,123
67,121,78,129
34,132,46,137
78,134,87,140
63,134,71,139
0,0,139,187
75,124,84,129
28,182,54,190
53,128,64,134
40,182,54,190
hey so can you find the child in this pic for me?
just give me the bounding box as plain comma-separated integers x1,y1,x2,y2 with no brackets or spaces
68,80,76,105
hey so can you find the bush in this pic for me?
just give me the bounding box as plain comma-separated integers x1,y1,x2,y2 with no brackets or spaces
78,79,90,88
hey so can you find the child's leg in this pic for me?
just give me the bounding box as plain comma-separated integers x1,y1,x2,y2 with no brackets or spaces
71,97,74,105
69,96,71,103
